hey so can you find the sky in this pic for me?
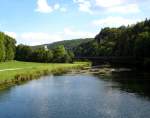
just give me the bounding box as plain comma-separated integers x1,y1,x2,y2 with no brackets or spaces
0,0,150,45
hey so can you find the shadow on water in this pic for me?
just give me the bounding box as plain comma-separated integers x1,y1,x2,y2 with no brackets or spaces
0,71,150,118
97,71,150,99
0,87,12,101
0,80,36,101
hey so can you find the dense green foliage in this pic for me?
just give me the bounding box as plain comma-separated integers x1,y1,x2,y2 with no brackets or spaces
31,38,92,63
31,48,53,63
32,38,93,51
15,45,74,63
53,45,72,63
74,19,150,67
15,45,32,61
1,19,150,67
0,32,16,62
0,33,5,61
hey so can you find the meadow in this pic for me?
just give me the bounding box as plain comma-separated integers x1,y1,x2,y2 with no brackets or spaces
0,61,90,87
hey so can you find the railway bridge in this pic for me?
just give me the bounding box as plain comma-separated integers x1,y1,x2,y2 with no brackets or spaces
75,56,140,66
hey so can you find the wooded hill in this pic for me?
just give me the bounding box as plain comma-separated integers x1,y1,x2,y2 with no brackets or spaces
1,18,150,67
74,19,150,67
32,38,93,51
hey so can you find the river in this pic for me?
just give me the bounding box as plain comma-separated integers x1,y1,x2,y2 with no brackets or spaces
0,71,150,118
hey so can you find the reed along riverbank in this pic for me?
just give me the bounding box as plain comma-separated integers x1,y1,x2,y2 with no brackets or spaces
0,61,90,89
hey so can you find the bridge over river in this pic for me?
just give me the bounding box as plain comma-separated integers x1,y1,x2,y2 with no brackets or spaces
75,56,141,66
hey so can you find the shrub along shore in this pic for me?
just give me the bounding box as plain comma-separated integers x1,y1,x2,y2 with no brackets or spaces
0,61,90,89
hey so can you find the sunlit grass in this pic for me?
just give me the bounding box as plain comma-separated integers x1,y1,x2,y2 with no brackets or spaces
0,61,90,83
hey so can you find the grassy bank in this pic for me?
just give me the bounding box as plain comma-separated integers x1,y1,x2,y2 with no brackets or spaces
0,61,90,88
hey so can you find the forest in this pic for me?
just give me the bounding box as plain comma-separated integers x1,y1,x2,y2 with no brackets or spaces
0,33,74,63
32,38,92,51
74,19,150,67
0,19,150,67
15,44,74,63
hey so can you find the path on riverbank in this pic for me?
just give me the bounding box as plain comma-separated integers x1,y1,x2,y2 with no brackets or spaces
0,68,24,72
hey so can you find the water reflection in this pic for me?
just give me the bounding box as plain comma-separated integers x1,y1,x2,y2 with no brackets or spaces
0,73,150,118
98,71,150,99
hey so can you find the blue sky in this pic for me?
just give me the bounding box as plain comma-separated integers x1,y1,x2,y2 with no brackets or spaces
0,0,150,45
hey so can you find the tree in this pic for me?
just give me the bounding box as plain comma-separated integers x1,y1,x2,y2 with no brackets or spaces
53,45,67,63
15,44,32,61
43,50,53,63
31,48,53,63
134,32,150,58
4,35,16,61
68,51,74,63
52,45,73,63
0,32,5,62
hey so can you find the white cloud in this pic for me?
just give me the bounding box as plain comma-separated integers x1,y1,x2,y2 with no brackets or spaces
60,7,67,12
107,4,140,14
35,0,67,13
95,0,124,8
5,31,17,39
35,0,53,13
94,0,140,14
11,28,94,45
63,28,95,38
73,0,93,14
92,16,140,27
20,32,62,45
54,4,60,10
54,4,67,12
73,0,140,14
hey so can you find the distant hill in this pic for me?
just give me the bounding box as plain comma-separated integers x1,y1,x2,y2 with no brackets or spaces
32,38,93,51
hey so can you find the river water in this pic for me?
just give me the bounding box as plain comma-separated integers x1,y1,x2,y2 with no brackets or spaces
0,71,150,118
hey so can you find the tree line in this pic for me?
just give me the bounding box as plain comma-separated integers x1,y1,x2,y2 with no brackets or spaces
74,19,150,67
0,32,74,63
1,18,150,66
0,32,16,62
15,45,74,63
32,38,92,51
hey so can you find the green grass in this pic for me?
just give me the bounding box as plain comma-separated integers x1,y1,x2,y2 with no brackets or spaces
0,61,90,84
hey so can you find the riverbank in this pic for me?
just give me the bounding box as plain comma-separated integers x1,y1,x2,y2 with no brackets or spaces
0,61,90,89
69,64,134,76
